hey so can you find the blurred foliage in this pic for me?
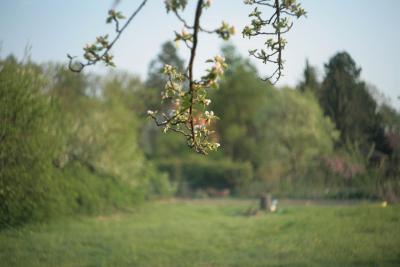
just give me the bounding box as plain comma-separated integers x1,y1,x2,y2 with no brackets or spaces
0,57,172,228
211,45,338,196
320,52,381,151
212,44,265,164
0,57,62,226
140,41,190,158
1,43,400,228
143,44,400,201
256,88,338,190
298,59,319,95
157,156,253,196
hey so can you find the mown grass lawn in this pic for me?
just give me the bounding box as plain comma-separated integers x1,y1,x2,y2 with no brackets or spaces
0,199,399,267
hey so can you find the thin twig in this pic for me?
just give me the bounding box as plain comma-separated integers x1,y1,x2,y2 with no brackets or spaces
68,0,148,72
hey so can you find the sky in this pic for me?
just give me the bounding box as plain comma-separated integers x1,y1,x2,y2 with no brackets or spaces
1,0,399,109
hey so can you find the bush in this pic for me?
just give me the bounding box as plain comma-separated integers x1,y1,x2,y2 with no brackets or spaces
157,157,253,196
54,161,146,215
0,60,175,228
0,58,62,227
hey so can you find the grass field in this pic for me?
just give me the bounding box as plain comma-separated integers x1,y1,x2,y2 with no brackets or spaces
0,199,399,267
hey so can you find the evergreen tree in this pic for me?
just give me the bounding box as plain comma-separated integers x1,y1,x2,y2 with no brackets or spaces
141,41,188,158
143,41,185,111
320,52,381,151
298,59,319,95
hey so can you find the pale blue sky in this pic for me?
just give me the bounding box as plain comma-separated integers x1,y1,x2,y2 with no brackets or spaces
1,0,399,109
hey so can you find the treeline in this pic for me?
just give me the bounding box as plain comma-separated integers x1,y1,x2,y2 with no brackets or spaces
1,43,399,227
143,43,400,201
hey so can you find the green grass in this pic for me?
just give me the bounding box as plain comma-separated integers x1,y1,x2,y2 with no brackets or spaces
1,199,399,267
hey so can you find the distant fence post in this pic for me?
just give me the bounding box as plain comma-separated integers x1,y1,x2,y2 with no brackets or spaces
260,193,271,211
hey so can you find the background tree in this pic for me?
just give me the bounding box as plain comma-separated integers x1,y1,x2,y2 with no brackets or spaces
211,45,338,195
256,88,338,192
298,59,319,95
212,44,267,165
143,41,185,112
140,41,189,158
146,41,185,90
320,52,380,151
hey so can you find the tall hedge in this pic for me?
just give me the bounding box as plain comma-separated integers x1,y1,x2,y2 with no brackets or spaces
157,157,253,196
0,59,62,227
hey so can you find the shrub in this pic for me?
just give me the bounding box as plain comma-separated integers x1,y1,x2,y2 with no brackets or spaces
157,157,253,196
0,60,175,228
0,58,61,227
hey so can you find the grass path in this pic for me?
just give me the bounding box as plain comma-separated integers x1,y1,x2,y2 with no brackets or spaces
1,199,399,267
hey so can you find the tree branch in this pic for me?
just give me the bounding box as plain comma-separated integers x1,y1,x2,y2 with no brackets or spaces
68,0,148,72
188,0,204,150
